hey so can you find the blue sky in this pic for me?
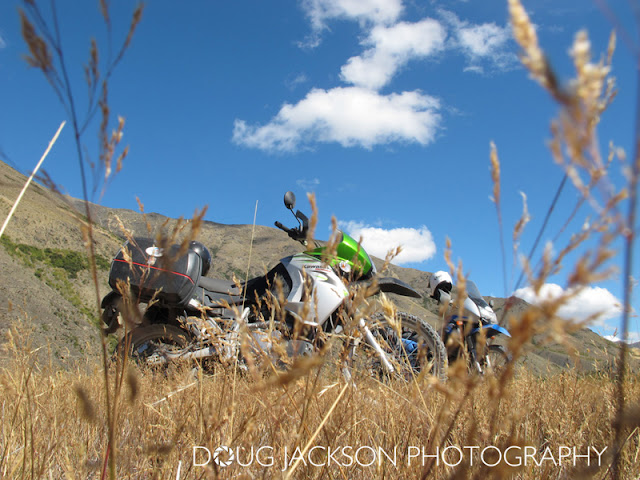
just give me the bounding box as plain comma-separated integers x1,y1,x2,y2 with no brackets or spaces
0,0,638,342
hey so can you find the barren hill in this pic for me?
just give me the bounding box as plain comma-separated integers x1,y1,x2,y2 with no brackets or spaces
0,160,635,373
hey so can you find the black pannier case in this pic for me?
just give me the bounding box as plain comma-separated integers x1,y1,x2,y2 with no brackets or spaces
108,238,202,306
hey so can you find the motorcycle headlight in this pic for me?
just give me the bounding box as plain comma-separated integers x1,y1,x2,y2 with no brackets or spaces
481,306,497,324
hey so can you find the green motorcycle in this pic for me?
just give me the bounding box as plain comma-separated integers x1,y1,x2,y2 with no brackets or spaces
101,191,448,381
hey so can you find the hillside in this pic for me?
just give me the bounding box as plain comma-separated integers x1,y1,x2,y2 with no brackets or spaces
0,160,636,373
0,161,121,364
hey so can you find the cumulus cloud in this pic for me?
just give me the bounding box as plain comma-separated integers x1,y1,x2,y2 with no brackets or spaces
513,283,623,326
237,4,518,151
605,332,640,344
0,33,6,49
457,22,510,56
340,19,446,90
440,10,515,73
233,86,441,151
301,0,403,32
339,220,436,265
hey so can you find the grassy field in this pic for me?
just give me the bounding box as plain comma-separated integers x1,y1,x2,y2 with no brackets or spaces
1,327,639,479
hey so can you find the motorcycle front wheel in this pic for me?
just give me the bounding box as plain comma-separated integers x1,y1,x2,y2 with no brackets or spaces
118,324,190,369
359,311,448,383
479,344,511,376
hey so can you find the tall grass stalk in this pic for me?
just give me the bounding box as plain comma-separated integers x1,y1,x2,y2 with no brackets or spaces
612,63,640,480
18,2,143,478
230,199,259,442
508,1,638,478
0,121,65,239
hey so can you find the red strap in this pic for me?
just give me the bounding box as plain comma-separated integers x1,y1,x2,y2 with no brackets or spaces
113,258,195,284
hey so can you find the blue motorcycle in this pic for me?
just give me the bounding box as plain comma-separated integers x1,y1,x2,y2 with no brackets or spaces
438,280,511,374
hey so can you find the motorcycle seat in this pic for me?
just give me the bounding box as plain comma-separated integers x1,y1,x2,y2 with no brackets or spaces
198,276,242,295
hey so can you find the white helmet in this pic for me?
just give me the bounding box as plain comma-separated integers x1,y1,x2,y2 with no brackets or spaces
428,271,453,301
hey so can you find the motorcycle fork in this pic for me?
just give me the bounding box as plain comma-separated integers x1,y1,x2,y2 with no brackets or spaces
340,319,396,382
358,318,395,374
466,335,483,374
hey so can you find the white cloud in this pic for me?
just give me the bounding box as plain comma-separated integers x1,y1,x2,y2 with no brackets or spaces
233,86,441,151
286,73,309,90
463,65,484,74
513,283,623,326
340,19,446,90
296,177,320,191
301,0,403,33
298,0,404,48
238,5,519,151
0,33,6,49
440,10,515,73
457,23,509,57
605,332,640,344
339,220,436,265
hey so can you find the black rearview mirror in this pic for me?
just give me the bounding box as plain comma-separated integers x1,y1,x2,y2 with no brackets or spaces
284,191,296,210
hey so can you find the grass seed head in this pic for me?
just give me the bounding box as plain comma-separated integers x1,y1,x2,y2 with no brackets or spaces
74,384,96,422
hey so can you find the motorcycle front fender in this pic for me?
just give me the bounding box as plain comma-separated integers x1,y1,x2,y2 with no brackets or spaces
375,277,421,298
353,276,421,298
470,324,511,338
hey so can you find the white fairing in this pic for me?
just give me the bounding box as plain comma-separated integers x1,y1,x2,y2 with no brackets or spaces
463,296,481,319
281,254,348,326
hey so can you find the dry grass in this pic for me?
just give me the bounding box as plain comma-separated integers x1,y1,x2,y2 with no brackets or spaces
1,329,639,479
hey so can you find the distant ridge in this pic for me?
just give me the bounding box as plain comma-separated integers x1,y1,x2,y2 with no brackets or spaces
0,159,637,373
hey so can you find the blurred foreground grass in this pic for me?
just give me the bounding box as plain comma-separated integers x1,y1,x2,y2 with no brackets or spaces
1,325,638,480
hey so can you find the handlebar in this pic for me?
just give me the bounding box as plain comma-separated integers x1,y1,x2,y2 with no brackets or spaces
275,220,307,245
274,221,291,234
276,204,310,245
